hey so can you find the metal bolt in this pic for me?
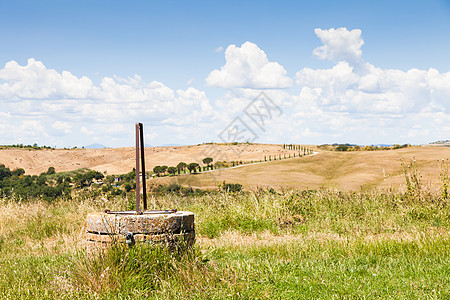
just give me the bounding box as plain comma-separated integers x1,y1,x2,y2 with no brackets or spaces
125,232,135,247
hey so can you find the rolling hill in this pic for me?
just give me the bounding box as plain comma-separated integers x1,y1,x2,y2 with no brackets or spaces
0,144,449,191
152,146,450,191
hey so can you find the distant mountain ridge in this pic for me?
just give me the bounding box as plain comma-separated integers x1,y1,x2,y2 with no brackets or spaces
84,143,107,149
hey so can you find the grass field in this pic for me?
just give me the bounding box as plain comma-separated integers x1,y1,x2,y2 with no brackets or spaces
1,178,449,298
154,146,450,191
1,145,449,298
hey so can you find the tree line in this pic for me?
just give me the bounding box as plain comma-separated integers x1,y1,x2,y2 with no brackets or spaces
152,157,215,177
0,143,55,150
151,146,315,178
317,143,411,151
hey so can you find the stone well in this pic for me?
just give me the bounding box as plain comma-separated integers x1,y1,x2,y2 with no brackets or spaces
86,210,195,250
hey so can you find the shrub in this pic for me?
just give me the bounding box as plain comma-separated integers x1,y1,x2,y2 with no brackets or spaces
336,144,349,151
219,181,243,193
124,183,132,193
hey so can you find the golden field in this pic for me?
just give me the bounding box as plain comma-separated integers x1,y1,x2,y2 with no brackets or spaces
1,143,448,191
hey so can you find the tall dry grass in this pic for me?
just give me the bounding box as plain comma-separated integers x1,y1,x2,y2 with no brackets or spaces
0,160,449,298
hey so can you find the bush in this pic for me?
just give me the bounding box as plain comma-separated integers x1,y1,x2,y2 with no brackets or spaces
148,183,205,197
336,144,349,151
124,183,132,193
219,182,243,193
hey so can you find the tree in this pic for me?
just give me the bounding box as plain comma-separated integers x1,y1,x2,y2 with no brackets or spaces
187,163,199,173
47,167,56,175
105,175,115,184
177,162,187,174
153,166,168,176
160,166,168,174
73,170,104,187
202,157,213,169
168,166,177,175
0,164,12,181
12,168,25,177
87,170,104,181
36,174,47,186
153,166,162,176
124,183,132,192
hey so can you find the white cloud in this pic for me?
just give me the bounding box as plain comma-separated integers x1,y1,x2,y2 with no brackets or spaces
52,121,72,134
0,59,216,124
296,62,450,114
0,59,220,146
206,41,293,89
0,120,51,146
1,27,450,147
215,46,224,53
313,28,364,65
80,126,94,136
296,28,450,116
0,58,95,100
145,131,158,142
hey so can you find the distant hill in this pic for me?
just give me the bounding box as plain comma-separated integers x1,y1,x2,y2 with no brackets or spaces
158,143,183,147
155,146,450,191
143,144,182,147
0,143,294,175
84,143,107,149
0,144,449,191
429,140,450,146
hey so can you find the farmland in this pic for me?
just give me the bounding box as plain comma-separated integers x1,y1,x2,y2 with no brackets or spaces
154,145,450,191
1,144,449,191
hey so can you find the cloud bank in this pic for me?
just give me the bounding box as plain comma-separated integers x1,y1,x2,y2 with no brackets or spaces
1,27,450,147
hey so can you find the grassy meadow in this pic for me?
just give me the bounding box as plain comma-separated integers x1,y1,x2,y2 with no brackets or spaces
1,159,450,299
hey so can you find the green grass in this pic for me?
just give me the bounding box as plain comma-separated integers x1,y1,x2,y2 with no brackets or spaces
0,185,449,298
1,236,448,299
203,238,450,299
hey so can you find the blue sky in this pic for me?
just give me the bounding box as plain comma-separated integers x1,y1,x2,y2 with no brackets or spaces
0,0,450,147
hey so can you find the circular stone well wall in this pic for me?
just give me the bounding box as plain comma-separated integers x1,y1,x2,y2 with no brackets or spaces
86,211,195,250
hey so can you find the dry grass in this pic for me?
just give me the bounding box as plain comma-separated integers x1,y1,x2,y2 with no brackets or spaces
3,143,448,191
0,199,94,258
0,143,298,175
155,146,450,191
1,182,449,298
1,152,449,298
198,228,450,249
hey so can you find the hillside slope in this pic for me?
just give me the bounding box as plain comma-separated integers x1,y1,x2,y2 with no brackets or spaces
0,144,299,175
1,145,448,191
153,146,450,191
